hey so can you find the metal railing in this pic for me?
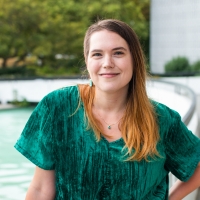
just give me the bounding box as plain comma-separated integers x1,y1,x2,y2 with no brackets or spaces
149,79,197,126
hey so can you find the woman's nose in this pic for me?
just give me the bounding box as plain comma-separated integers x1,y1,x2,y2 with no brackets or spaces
102,55,114,68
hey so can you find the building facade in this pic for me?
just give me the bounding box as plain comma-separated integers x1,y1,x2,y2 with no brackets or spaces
150,0,200,73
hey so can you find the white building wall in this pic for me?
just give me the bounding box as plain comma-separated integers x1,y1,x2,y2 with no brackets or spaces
150,0,200,73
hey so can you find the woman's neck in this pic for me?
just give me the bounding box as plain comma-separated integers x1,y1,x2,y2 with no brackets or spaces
93,87,128,113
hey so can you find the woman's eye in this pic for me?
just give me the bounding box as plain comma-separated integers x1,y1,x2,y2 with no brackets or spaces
114,51,124,55
92,53,102,57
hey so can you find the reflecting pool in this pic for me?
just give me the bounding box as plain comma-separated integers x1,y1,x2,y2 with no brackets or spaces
0,108,34,200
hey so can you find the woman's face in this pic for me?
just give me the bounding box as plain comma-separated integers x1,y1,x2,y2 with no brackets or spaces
86,30,133,94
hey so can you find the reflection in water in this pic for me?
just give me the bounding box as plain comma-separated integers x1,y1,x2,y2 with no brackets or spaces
0,108,34,200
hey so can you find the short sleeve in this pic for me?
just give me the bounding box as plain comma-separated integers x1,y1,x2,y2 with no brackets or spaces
14,95,55,170
164,108,200,181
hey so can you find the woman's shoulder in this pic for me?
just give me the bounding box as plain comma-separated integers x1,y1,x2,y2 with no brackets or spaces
150,99,182,124
43,85,79,103
151,99,180,116
150,100,185,141
47,85,79,97
36,85,80,112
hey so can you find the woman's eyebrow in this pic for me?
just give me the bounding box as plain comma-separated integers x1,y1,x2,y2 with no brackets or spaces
90,47,127,52
112,47,127,51
90,49,103,53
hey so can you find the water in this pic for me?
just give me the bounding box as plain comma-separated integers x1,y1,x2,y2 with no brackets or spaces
0,108,34,200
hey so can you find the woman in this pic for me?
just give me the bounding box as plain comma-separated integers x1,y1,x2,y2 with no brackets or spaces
15,19,200,200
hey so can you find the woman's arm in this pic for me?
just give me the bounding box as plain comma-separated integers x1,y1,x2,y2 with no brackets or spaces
169,162,200,200
25,167,56,200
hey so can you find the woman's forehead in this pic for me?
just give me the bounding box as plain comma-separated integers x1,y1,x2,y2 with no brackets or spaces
88,30,128,51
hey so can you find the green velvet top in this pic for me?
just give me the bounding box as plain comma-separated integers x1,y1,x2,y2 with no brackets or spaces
14,85,200,200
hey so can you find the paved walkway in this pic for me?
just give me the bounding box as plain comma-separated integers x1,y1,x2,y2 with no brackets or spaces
0,104,16,110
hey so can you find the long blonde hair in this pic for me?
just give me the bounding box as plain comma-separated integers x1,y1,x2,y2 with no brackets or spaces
79,19,159,161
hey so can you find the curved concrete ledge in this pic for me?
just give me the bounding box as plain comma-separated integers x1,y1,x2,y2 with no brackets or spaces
0,104,16,110
148,79,198,134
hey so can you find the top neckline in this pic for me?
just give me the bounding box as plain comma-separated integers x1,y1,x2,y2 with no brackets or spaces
101,136,124,145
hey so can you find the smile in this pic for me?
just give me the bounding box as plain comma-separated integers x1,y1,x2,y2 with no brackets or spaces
99,73,119,77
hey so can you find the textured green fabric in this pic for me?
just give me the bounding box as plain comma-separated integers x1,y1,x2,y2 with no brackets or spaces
15,85,200,200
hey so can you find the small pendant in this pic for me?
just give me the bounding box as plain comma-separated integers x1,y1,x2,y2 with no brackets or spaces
108,125,111,129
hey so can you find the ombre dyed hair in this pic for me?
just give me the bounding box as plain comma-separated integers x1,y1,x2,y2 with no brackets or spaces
78,19,159,161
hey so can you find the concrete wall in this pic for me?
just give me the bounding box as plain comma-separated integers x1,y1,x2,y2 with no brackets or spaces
150,0,200,73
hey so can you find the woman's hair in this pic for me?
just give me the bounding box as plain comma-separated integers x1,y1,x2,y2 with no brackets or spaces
78,19,159,161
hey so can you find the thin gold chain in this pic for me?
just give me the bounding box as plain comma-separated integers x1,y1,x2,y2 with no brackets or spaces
94,107,124,130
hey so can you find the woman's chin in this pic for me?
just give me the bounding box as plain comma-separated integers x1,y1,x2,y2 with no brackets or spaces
95,85,128,94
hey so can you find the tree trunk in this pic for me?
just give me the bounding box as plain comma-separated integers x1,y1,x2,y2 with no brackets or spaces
14,52,27,67
2,58,7,68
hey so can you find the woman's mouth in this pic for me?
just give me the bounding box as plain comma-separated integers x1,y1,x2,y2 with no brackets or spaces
100,73,119,78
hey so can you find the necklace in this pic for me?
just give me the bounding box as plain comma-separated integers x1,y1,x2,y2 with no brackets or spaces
95,109,124,130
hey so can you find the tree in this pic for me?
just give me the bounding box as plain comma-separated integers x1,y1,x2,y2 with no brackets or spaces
0,0,50,68
191,60,200,72
0,0,150,76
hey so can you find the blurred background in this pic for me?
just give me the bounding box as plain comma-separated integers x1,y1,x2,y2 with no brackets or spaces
0,0,200,199
0,0,150,78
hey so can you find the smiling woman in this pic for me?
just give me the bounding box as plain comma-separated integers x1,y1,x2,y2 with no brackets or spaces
14,19,200,200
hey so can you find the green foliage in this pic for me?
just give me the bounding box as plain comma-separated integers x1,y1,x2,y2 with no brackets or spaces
0,0,150,77
165,57,191,73
11,98,30,107
0,66,36,78
191,60,200,72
